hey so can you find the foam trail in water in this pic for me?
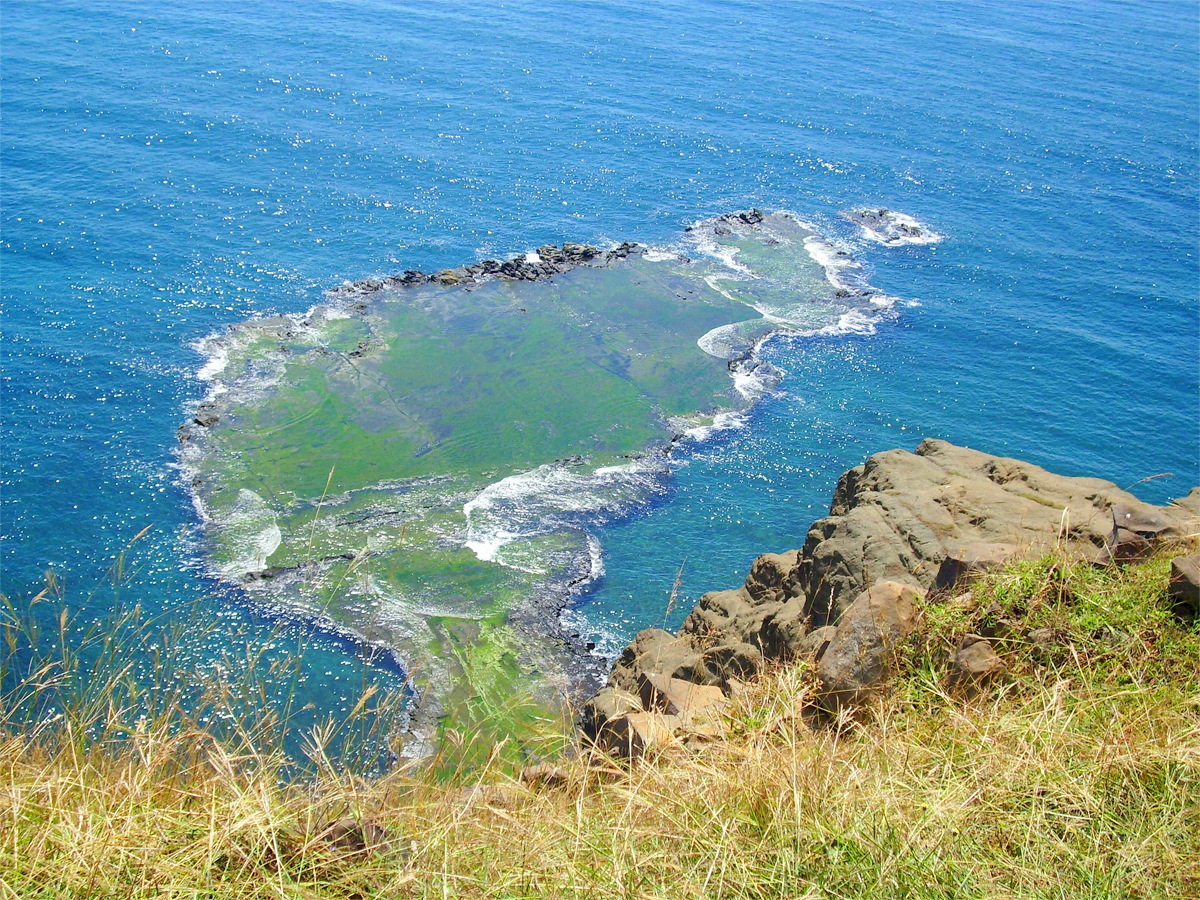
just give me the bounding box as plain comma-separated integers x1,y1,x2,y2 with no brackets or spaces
217,489,282,578
463,458,669,569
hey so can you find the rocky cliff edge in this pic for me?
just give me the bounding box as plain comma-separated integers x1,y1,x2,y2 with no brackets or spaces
581,439,1199,757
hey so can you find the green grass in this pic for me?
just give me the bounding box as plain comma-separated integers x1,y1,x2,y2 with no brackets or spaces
3,544,1197,898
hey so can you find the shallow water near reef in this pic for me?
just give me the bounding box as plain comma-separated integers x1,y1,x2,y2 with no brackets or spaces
3,2,1197,745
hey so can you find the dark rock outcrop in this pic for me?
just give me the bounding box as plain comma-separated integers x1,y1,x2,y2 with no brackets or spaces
325,240,616,300
192,403,220,428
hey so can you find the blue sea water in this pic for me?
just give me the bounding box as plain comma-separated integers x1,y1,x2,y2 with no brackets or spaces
3,2,1197,721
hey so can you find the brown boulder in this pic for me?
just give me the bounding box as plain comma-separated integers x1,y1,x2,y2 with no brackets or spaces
947,635,1006,695
758,595,809,660
578,686,641,745
637,672,727,720
1169,553,1200,619
743,550,803,604
606,629,706,694
816,581,924,713
596,711,679,760
799,440,1195,625
680,587,781,650
796,625,837,662
701,641,763,686
1103,504,1184,564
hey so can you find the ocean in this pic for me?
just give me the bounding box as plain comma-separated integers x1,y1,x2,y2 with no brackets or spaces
3,1,1197,735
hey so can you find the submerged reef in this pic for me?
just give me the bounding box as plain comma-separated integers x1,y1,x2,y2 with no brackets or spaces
180,210,920,744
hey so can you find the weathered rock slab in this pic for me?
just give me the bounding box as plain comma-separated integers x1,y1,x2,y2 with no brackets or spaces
637,673,727,720
801,440,1196,624
596,711,679,759
579,686,641,746
816,581,923,713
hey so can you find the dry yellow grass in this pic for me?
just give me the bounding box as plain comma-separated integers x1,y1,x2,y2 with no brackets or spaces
3,550,1198,899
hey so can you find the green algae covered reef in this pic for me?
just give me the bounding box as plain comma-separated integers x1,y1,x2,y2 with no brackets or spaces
178,210,892,740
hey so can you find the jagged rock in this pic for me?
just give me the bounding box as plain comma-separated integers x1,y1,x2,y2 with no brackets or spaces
948,635,1006,695
580,441,1196,749
800,440,1195,624
606,629,707,694
680,550,801,651
1103,504,1183,564
563,241,598,261
701,641,763,685
499,258,543,280
578,686,642,745
192,405,219,428
637,672,727,720
758,596,809,660
398,269,428,285
745,550,803,604
680,587,782,651
1169,553,1200,619
431,267,471,285
796,625,837,662
816,581,923,713
597,711,679,760
935,542,1018,590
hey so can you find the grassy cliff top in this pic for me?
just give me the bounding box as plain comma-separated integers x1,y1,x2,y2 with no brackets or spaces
3,547,1198,899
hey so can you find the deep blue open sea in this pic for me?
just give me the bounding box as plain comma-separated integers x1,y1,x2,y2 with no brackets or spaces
4,2,1198,723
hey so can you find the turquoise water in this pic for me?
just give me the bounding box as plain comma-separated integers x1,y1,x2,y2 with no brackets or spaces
4,2,1197,724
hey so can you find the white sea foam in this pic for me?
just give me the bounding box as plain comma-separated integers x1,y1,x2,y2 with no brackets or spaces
685,223,755,276
463,458,667,569
642,248,681,263
218,489,282,578
697,319,763,359
846,208,944,246
195,340,229,381
672,407,750,443
802,235,861,291
586,534,605,581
